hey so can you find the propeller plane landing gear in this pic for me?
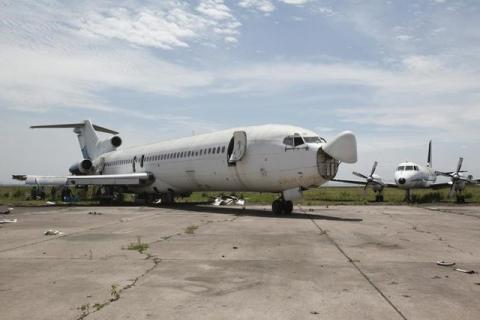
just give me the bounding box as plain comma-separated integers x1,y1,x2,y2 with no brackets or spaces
375,193,384,202
272,198,293,215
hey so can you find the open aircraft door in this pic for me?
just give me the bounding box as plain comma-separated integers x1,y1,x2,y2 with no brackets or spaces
227,131,247,165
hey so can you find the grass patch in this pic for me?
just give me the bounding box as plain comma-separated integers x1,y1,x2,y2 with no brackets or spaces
185,225,199,234
127,236,149,253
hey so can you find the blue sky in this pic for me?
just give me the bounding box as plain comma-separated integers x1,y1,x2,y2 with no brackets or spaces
1,0,480,184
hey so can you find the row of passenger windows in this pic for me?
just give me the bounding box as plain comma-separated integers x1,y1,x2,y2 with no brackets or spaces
105,145,227,167
396,165,419,171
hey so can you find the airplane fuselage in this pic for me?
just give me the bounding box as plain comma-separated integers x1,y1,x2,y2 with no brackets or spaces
100,125,337,194
394,162,437,189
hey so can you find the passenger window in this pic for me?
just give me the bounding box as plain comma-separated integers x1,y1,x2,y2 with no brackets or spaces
212,147,216,154
195,151,198,156
200,150,203,156
222,146,225,153
208,148,211,154
217,146,221,153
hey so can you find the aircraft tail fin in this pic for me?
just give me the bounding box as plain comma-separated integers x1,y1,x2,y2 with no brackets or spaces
427,140,432,168
31,120,120,160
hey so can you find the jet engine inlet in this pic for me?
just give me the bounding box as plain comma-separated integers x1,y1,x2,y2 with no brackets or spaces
111,136,122,147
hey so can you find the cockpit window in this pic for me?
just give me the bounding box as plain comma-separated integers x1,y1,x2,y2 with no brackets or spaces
303,136,324,143
397,166,405,171
406,165,414,171
293,136,304,147
414,166,419,171
283,137,294,146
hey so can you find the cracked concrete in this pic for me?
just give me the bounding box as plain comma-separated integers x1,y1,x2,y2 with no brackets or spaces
1,205,480,319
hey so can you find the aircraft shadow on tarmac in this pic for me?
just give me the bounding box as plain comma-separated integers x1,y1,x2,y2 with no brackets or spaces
154,203,363,222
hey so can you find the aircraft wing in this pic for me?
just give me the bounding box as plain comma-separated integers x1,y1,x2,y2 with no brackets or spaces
13,173,153,186
430,182,453,190
332,179,368,186
385,182,399,188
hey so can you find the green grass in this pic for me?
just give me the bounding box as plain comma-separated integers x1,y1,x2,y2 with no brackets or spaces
2,184,480,206
126,236,149,253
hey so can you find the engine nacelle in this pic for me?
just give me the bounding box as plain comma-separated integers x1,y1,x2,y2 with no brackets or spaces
96,136,122,155
69,159,94,175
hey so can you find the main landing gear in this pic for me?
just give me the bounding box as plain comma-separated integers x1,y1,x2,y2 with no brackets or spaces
375,193,384,202
272,198,293,215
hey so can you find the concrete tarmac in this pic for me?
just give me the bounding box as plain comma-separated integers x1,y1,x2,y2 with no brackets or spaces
1,204,480,320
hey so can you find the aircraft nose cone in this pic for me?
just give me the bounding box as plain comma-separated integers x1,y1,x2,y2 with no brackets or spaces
398,178,406,185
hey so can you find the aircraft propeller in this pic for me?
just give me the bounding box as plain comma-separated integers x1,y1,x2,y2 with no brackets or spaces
435,157,470,197
352,161,382,192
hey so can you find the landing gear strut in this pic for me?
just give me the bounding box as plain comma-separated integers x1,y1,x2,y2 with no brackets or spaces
272,199,293,215
375,194,384,202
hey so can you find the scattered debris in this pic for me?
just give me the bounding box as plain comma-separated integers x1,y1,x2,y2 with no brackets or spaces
0,206,13,214
0,218,17,224
44,229,64,236
436,260,456,267
212,195,245,206
310,311,319,315
88,211,102,215
45,201,56,205
455,268,476,274
233,246,238,250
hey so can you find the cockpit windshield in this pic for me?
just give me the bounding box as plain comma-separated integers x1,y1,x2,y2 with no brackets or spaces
283,135,325,147
303,136,325,143
397,165,419,171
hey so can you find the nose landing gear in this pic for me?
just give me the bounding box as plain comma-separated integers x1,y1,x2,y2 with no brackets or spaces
272,198,293,215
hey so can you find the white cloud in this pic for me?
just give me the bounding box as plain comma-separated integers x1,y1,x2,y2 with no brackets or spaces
239,0,276,13
402,55,442,73
78,7,202,49
77,2,241,49
317,7,335,16
196,0,234,20
224,36,238,43
0,45,214,112
396,34,412,41
280,0,311,5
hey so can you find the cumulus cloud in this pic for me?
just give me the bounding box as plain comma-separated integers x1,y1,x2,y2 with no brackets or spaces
77,1,241,49
196,0,234,20
239,0,276,13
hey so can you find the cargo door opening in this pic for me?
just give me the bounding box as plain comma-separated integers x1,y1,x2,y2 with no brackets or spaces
227,131,247,166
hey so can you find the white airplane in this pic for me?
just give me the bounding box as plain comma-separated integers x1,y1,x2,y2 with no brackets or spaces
13,120,358,214
334,141,476,202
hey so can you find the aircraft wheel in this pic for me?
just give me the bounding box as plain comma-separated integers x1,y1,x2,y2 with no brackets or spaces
272,199,284,215
284,200,293,214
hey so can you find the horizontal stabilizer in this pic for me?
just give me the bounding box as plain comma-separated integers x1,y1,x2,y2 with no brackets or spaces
31,122,118,134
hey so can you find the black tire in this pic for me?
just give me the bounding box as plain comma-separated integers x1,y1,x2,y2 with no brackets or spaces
284,201,293,214
272,199,283,215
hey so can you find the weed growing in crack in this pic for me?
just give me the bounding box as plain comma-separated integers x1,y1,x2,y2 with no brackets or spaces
110,284,120,301
93,303,106,311
78,303,90,316
185,225,198,234
127,236,149,253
